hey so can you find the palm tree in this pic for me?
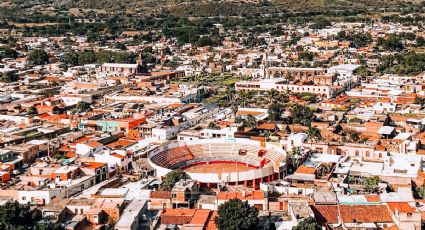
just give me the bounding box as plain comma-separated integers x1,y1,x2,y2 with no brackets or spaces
286,146,304,174
306,125,322,151
267,88,280,104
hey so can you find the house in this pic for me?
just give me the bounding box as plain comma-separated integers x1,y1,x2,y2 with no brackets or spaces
41,198,71,222
149,191,172,210
159,209,217,229
80,162,109,184
387,202,421,230
114,199,148,230
86,198,126,225
171,179,199,208
311,204,396,229
66,199,96,216
216,191,268,211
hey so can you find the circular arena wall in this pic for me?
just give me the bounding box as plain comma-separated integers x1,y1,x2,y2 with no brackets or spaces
148,138,286,184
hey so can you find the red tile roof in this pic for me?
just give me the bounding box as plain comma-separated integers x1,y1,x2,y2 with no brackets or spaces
365,195,380,203
216,191,265,200
295,166,317,174
82,162,106,169
312,205,393,226
256,123,276,130
150,191,172,199
86,141,103,148
160,209,196,225
387,202,416,213
111,153,125,159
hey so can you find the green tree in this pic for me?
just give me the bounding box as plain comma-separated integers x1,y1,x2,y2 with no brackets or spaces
215,198,259,230
306,125,322,148
268,102,284,121
293,217,321,230
243,114,257,128
78,51,96,65
27,106,38,116
207,122,220,130
378,35,404,51
0,71,18,83
0,202,33,229
160,169,189,191
363,176,381,193
291,105,314,126
76,101,91,113
0,46,18,59
63,51,79,65
37,222,64,230
27,49,49,65
309,17,331,29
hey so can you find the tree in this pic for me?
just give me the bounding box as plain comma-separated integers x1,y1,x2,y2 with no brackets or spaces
309,17,331,29
291,105,314,126
37,222,64,230
306,125,322,149
27,49,49,65
63,51,79,65
287,147,305,173
0,46,18,59
0,202,33,229
293,217,321,230
243,114,257,128
268,102,284,121
363,176,381,193
78,51,96,65
76,101,91,113
215,199,259,230
207,122,220,130
160,169,189,191
0,71,18,83
27,106,38,116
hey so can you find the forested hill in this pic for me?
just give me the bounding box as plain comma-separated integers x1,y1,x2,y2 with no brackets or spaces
1,0,422,18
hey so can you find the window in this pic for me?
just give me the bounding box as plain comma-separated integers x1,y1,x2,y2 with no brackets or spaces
379,153,382,158
172,194,177,198
75,209,78,214
22,197,26,201
407,213,412,217
355,150,359,156
366,151,370,157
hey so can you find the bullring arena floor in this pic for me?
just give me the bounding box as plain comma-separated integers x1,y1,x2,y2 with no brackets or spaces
184,162,255,173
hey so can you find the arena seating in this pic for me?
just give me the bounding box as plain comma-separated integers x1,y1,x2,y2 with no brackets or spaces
150,142,285,171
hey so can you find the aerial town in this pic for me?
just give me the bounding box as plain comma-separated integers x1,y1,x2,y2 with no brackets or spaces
1,1,425,230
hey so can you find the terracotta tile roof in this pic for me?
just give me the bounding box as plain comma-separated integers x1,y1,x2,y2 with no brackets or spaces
160,209,196,225
86,141,103,148
417,149,425,155
111,153,125,159
205,211,218,230
365,195,380,202
387,202,416,213
106,139,136,149
190,209,211,225
216,191,265,200
236,110,264,116
295,166,317,175
82,162,106,169
312,205,393,226
256,123,276,130
66,152,76,158
150,191,172,199
375,145,387,151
